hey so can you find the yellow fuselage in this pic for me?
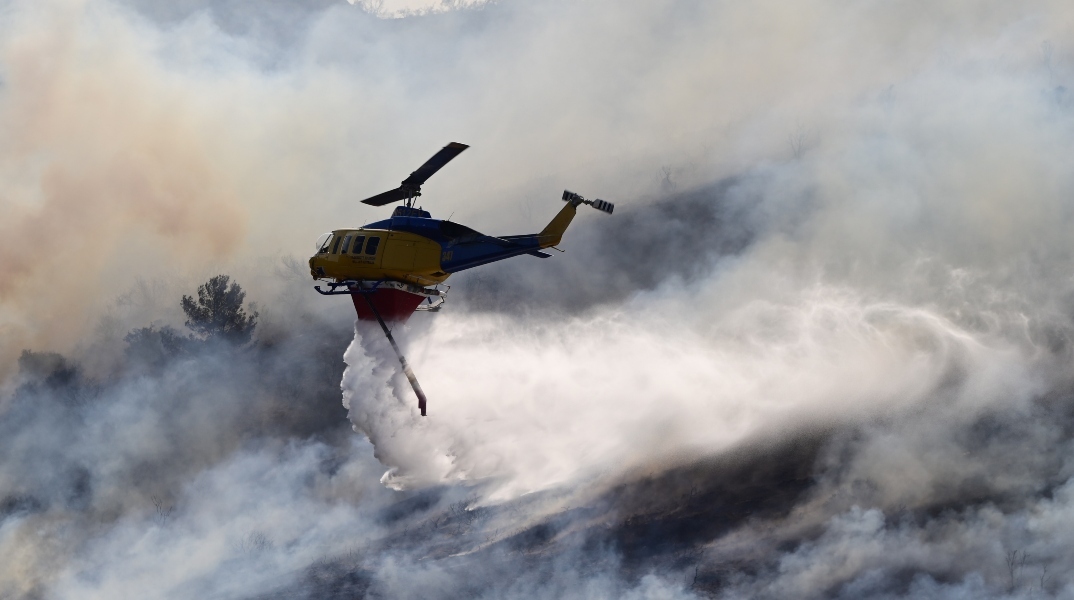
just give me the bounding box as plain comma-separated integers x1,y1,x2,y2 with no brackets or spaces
309,229,450,287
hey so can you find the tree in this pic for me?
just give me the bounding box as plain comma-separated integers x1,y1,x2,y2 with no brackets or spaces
16,350,86,406
180,275,258,344
17,350,81,391
123,325,189,369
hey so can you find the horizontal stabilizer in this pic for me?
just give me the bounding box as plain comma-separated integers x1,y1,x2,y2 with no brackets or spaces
527,250,552,258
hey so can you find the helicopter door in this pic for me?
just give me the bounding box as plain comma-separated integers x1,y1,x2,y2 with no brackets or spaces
382,239,416,270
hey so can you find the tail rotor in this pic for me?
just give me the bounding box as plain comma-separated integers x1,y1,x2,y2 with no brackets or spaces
562,190,614,214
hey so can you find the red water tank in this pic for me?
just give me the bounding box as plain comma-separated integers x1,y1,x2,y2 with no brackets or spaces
350,287,427,323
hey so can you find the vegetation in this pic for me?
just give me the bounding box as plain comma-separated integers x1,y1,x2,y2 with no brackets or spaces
123,325,190,369
115,276,258,370
180,275,259,344
13,273,352,443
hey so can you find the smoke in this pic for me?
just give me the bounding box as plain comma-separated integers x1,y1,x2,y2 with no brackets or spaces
2,0,1074,598
345,0,492,19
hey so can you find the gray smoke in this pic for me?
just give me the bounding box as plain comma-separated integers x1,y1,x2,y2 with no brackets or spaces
3,0,1074,598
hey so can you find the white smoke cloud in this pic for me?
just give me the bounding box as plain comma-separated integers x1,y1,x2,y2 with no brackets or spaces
347,0,492,19
4,0,1074,597
344,280,1039,499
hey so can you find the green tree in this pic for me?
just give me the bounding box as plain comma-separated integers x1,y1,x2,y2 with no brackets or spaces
180,275,258,344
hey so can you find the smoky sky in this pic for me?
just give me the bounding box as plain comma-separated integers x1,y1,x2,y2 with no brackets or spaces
4,0,1074,598
451,176,762,315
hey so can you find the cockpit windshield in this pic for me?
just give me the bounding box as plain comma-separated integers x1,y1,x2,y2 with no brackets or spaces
315,233,333,253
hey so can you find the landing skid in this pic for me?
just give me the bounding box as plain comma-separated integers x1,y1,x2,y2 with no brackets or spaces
315,280,447,309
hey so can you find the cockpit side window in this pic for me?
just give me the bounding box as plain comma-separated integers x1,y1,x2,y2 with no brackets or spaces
351,235,366,253
330,236,342,254
364,236,381,255
340,235,353,255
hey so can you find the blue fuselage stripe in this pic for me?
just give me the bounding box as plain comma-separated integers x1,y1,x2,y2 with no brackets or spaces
365,216,543,274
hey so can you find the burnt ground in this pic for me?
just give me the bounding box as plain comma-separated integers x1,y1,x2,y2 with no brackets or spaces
252,433,827,599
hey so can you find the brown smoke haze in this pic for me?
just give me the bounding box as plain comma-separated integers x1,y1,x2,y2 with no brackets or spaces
0,2,247,373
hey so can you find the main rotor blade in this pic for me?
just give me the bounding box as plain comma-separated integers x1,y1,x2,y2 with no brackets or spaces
360,186,411,206
400,142,469,187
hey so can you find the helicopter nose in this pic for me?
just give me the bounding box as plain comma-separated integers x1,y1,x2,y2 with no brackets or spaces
308,257,325,279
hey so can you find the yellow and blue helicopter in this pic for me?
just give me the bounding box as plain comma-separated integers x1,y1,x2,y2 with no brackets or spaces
309,143,612,415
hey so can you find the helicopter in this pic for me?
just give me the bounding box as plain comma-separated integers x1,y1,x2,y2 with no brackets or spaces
309,142,613,416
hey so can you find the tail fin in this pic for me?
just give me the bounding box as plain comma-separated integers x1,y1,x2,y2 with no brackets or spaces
537,190,614,248
538,202,578,248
